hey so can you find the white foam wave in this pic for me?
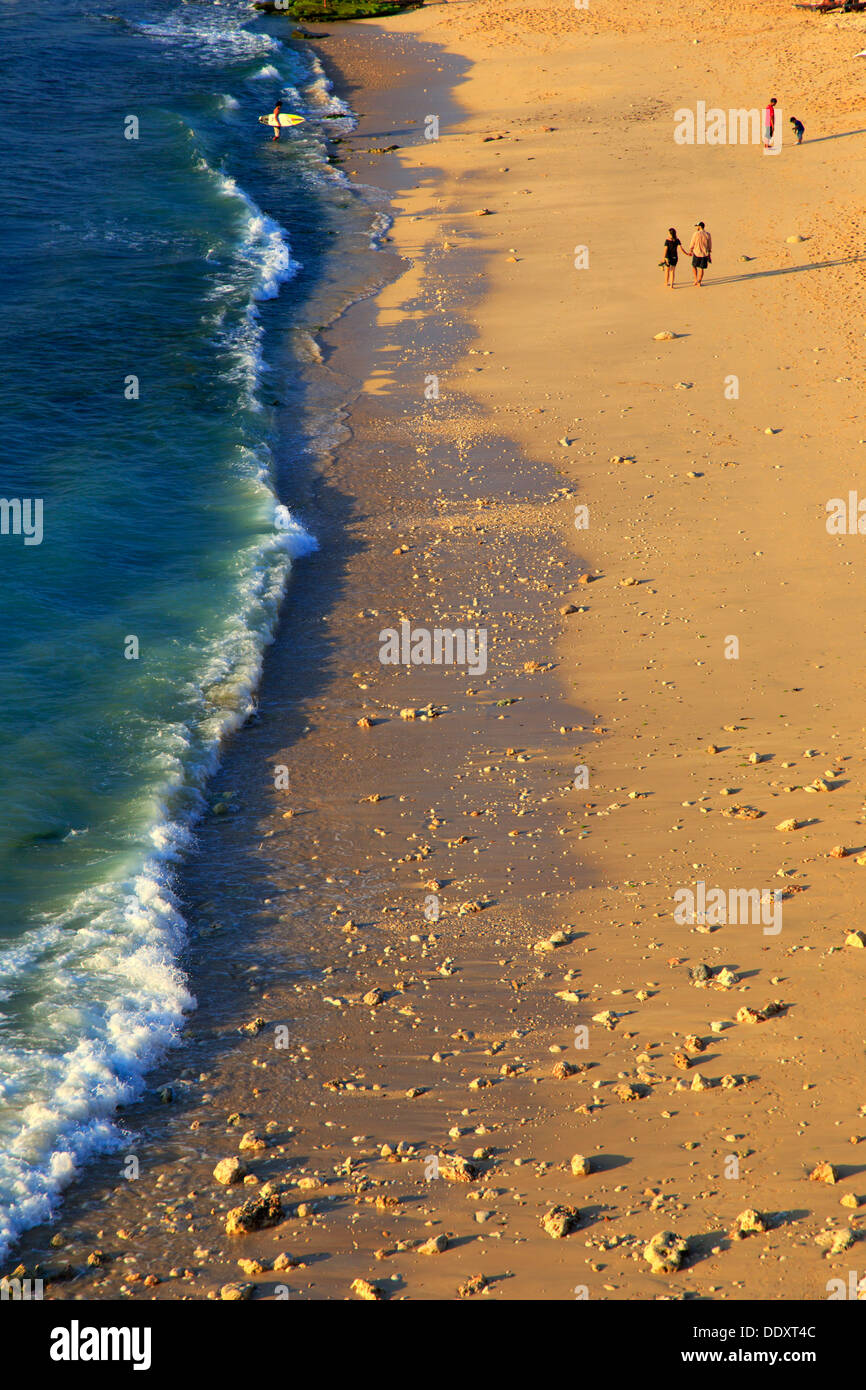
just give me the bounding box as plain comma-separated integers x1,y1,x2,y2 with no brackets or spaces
202,167,301,408
303,51,354,124
247,63,281,81
215,170,300,301
135,6,280,64
0,868,193,1257
368,209,394,250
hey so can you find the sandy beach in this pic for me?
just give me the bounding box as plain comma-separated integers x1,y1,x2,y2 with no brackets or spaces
13,0,866,1304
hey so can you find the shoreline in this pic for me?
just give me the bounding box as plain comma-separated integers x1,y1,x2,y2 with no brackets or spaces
12,15,568,1299
10,0,866,1302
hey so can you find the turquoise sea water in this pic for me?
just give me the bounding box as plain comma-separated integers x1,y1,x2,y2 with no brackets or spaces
0,0,374,1256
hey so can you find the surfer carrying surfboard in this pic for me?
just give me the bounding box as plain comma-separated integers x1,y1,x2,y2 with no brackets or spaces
258,108,305,134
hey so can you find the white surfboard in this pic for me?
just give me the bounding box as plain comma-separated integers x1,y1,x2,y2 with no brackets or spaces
259,113,306,128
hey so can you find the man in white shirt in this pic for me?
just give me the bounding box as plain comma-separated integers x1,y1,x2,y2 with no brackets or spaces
687,222,712,287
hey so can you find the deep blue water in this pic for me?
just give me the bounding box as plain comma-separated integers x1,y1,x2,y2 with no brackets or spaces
0,0,375,1256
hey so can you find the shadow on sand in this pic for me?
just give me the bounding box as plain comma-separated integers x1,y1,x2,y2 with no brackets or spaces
687,255,866,287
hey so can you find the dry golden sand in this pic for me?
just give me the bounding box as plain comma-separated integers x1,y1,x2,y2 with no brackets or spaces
14,0,866,1301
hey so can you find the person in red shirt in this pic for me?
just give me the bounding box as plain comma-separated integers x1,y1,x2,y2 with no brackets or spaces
764,97,777,149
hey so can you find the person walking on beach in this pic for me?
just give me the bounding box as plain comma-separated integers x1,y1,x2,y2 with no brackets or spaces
661,227,683,288
270,98,283,143
687,221,712,287
763,97,777,149
790,116,805,144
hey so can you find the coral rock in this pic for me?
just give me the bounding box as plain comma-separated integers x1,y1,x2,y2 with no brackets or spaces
643,1231,688,1273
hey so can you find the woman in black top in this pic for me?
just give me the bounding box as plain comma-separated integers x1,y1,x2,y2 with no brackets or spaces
662,227,683,289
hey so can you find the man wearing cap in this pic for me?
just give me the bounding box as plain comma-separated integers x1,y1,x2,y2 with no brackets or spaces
687,221,712,287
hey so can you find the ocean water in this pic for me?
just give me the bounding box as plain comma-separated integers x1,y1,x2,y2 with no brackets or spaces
0,0,381,1258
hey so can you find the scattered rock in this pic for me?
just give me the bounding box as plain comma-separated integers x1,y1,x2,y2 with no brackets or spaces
417,1234,449,1255
214,1157,248,1186
553,1060,581,1080
809,1162,838,1185
570,1154,592,1177
225,1193,283,1236
736,1006,766,1025
815,1228,854,1256
732,1209,767,1237
592,1010,619,1029
238,1131,268,1154
273,1252,301,1271
440,1155,480,1183
614,1083,646,1101
534,927,574,952
541,1205,580,1238
350,1278,383,1301
643,1231,688,1273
